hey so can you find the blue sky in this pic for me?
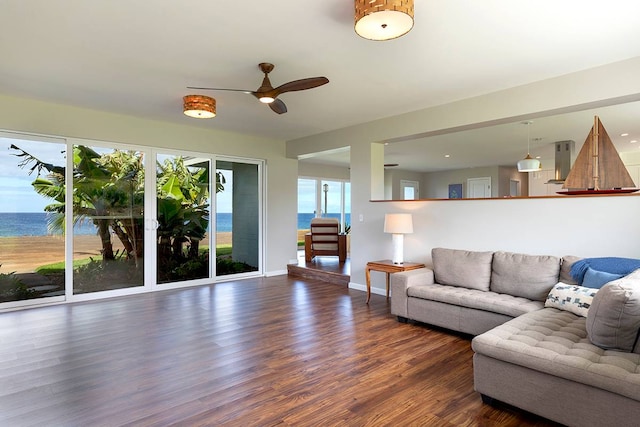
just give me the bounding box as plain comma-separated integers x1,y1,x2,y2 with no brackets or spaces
0,137,65,213
298,178,350,215
216,170,232,212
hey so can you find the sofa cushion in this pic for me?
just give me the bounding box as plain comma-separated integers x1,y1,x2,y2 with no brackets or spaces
560,255,582,285
432,248,493,291
472,308,640,402
490,251,561,301
407,283,543,318
545,282,598,317
586,269,640,352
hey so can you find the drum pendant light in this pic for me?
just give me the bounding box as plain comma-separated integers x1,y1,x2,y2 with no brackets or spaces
354,0,414,41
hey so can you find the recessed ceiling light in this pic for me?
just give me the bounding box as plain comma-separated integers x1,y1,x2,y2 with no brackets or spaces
621,133,629,137
444,154,450,158
631,140,637,143
535,156,541,159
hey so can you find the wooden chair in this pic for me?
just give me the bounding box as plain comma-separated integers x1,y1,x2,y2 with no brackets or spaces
304,218,347,262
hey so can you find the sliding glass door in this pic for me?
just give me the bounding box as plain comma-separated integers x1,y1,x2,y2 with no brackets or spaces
154,154,263,283
72,145,145,294
0,134,67,307
0,132,264,310
156,153,212,285
215,159,261,278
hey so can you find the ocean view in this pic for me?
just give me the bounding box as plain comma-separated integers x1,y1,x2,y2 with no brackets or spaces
0,212,351,237
0,212,96,237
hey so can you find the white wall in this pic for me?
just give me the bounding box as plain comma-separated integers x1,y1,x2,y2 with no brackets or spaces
0,94,298,275
298,161,350,180
357,195,640,295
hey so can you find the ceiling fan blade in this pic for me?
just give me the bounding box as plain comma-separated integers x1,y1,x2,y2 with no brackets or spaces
269,99,287,114
186,86,253,94
274,77,329,96
187,64,327,115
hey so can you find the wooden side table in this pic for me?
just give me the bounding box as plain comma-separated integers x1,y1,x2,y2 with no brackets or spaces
365,260,425,304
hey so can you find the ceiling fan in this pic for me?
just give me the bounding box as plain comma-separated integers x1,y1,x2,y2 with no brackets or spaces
188,63,329,115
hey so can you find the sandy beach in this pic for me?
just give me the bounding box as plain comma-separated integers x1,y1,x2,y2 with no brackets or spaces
0,232,237,274
0,230,311,274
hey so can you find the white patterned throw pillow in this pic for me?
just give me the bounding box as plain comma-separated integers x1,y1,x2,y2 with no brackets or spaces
545,282,599,317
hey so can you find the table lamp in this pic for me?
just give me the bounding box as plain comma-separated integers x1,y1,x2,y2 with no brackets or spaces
384,213,413,264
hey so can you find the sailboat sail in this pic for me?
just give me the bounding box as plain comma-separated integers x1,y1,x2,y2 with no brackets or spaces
562,116,635,190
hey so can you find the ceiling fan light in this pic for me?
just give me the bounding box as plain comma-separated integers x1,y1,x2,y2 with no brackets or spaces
259,96,275,104
183,95,216,118
355,0,414,41
517,154,541,172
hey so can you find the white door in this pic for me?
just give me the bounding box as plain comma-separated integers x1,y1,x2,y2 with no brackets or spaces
400,180,419,200
467,177,491,198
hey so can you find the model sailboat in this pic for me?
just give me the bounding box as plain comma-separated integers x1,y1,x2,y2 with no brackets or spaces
558,116,638,195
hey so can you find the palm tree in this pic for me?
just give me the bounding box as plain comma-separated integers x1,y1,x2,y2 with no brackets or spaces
156,156,214,262
12,145,144,261
12,146,224,273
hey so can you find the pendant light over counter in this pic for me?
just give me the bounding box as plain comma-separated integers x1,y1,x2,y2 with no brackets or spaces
354,0,414,41
517,121,541,172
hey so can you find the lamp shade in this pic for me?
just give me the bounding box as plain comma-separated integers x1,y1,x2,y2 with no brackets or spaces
183,95,216,118
516,120,540,172
354,0,414,41
384,213,413,234
517,154,541,172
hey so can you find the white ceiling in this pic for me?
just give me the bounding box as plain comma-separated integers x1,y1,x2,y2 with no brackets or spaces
2,0,640,167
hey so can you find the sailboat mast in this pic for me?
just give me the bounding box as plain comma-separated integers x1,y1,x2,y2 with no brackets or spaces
592,116,600,191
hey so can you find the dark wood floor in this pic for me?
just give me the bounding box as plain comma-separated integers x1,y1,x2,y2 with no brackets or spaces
0,276,559,426
287,252,350,286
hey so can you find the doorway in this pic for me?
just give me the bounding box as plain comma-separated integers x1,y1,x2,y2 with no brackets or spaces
297,178,350,235
400,180,419,200
467,177,492,198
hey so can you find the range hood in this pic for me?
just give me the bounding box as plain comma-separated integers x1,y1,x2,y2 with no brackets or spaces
545,140,575,184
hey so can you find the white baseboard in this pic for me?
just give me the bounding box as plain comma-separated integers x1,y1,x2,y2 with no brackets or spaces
265,269,288,277
348,282,385,296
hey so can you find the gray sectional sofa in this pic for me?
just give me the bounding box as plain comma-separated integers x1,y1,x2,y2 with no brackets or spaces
390,248,640,427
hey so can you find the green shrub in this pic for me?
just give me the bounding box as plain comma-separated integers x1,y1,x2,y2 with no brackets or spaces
73,256,143,293
0,266,34,302
216,258,256,275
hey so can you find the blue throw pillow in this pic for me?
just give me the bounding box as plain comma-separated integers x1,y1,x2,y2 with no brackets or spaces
582,267,624,289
